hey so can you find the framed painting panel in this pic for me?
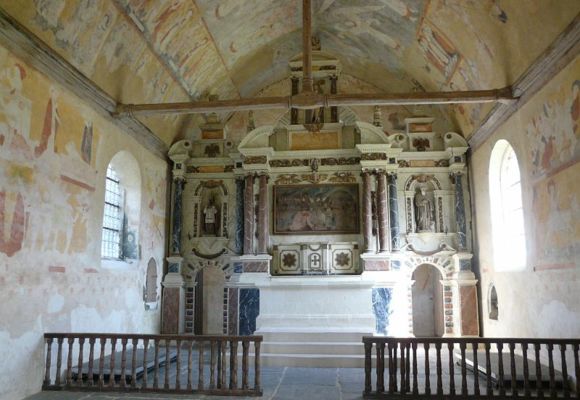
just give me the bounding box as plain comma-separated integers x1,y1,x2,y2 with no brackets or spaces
273,184,360,234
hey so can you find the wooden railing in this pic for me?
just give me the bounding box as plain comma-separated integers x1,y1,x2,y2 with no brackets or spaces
43,333,262,396
363,337,580,398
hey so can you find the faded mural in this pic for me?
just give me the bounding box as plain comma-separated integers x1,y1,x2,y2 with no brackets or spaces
0,46,167,400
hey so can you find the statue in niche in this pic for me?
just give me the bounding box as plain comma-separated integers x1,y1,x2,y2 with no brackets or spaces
414,187,435,232
203,197,220,236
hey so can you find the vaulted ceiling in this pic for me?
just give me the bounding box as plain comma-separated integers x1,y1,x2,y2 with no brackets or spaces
0,0,578,146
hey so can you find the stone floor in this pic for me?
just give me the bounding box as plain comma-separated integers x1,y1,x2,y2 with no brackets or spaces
25,367,368,400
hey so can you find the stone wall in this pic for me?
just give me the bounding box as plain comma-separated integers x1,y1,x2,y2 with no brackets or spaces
0,45,168,400
471,57,580,338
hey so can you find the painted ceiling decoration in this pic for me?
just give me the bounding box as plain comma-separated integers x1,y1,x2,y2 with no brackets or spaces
0,0,578,144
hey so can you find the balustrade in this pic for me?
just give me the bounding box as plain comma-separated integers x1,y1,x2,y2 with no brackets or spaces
43,333,262,397
363,337,580,398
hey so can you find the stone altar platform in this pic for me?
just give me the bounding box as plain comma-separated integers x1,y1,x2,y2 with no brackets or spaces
237,273,377,367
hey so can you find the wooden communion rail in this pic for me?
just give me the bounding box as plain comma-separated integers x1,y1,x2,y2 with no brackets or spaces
363,337,580,399
43,333,262,396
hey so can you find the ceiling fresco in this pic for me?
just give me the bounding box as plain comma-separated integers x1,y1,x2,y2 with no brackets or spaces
0,0,577,144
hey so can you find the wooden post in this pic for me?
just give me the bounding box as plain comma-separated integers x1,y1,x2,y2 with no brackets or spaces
142,338,149,389
364,340,372,395
560,344,569,398
120,338,127,388
98,337,105,388
210,340,217,389
242,340,249,390
175,339,181,390
412,342,419,395
198,340,204,390
424,342,430,395
472,341,480,395
44,337,53,387
535,343,543,398
448,342,455,395
187,340,193,391
509,342,517,396
548,343,556,397
485,342,492,395
153,339,160,389
435,342,442,395
254,339,261,392
87,337,95,386
163,339,170,389
498,342,505,396
108,337,116,388
522,342,530,397
460,342,467,396
230,340,238,389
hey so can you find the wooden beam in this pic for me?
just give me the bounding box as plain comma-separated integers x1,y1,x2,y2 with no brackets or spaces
468,13,580,151
0,7,168,160
115,88,514,116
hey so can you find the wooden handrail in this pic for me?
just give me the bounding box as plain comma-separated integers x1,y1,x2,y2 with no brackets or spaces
42,333,262,397
363,336,580,399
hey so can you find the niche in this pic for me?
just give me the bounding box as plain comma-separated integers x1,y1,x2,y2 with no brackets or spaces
194,181,228,238
488,284,498,320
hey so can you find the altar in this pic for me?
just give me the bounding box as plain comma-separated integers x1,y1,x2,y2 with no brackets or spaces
160,50,480,367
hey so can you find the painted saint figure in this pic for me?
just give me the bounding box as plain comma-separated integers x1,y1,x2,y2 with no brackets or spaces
414,187,434,232
203,198,219,235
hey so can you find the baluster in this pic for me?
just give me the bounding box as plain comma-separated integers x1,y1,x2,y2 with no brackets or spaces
153,339,160,389
108,337,116,388
230,340,238,389
97,337,106,388
364,340,372,395
163,339,170,389
187,340,193,390
254,340,261,392
198,340,205,390
388,342,395,394
405,343,411,393
460,342,467,395
120,338,128,388
242,340,249,390
55,337,63,386
435,342,442,395
175,339,182,390
211,340,218,389
574,344,580,398
560,344,569,398
87,338,95,386
76,338,84,387
498,342,505,396
221,340,227,389
412,342,418,395
424,342,431,395
472,341,480,396
522,342,530,397
448,342,455,396
44,337,53,387
142,338,149,389
485,342,492,395
376,341,384,393
534,343,543,398
548,343,556,397
400,342,406,393
393,342,398,392
509,342,517,396
66,337,74,387
132,338,139,389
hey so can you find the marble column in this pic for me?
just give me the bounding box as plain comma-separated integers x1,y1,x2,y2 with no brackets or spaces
243,174,255,255
291,77,299,124
235,178,245,254
376,170,389,253
330,76,338,123
454,173,467,250
361,171,373,252
388,173,400,251
257,173,269,254
170,178,185,255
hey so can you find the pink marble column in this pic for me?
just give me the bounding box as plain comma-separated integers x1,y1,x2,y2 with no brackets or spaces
361,171,373,252
257,173,269,254
376,170,389,252
243,174,255,255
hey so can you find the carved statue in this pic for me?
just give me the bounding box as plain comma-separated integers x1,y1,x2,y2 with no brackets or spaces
203,198,219,235
414,187,434,232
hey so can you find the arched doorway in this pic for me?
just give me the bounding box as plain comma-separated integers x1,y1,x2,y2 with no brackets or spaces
412,264,444,337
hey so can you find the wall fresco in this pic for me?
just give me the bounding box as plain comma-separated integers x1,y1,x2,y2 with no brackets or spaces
0,45,167,400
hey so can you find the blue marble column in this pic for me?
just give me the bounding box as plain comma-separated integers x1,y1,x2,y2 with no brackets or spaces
388,173,400,251
170,178,185,255
239,288,260,335
454,173,467,250
372,288,393,335
235,178,245,254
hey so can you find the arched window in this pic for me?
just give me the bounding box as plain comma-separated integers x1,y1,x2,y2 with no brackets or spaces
101,152,141,262
101,165,123,258
489,140,526,271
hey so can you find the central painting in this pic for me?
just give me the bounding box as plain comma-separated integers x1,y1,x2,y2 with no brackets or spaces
273,184,360,234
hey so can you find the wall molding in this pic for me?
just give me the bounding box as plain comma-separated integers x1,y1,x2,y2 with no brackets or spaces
0,7,168,160
469,13,580,151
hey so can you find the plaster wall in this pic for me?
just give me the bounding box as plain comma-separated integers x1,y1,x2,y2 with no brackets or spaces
0,45,167,400
471,57,580,338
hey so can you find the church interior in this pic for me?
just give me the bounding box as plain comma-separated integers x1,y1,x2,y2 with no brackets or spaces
0,1,579,399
